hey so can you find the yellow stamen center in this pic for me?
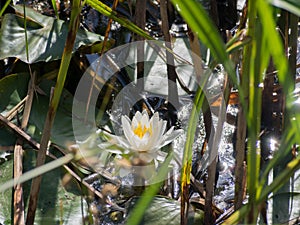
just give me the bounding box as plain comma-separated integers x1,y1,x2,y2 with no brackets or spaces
133,122,152,138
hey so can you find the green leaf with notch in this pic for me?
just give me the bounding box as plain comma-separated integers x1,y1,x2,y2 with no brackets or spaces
0,5,113,63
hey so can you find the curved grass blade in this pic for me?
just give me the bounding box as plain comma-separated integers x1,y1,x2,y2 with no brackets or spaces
258,126,296,190
259,156,300,202
180,84,206,224
0,154,74,193
51,0,59,19
222,204,249,225
268,0,300,17
86,0,154,40
0,0,11,17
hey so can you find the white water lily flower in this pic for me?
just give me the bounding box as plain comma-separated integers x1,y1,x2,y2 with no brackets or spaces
106,110,182,163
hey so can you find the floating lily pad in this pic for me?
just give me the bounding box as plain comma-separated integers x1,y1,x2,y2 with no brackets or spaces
0,5,113,63
0,73,30,146
0,152,87,225
30,79,75,147
127,196,204,225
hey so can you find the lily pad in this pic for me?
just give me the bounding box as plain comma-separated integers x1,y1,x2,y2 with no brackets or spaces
30,79,75,147
0,73,30,146
0,152,87,225
0,73,29,114
127,196,204,225
0,159,13,224
0,5,113,63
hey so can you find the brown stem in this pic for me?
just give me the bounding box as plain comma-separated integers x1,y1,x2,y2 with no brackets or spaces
204,157,217,225
160,0,179,108
135,0,146,90
13,71,36,225
234,106,247,210
0,114,39,150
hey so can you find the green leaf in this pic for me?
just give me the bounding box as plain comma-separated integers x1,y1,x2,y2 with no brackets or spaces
0,73,29,114
0,159,13,222
268,0,300,16
0,5,111,63
127,196,204,225
0,153,85,225
30,79,75,147
0,73,75,148
0,73,30,146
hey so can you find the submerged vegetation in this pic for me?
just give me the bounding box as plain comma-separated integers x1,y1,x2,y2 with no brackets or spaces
0,0,300,224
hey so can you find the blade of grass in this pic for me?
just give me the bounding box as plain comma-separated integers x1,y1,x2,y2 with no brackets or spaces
86,0,154,40
25,1,83,224
0,154,74,193
180,77,208,225
0,0,11,17
256,0,300,205
242,1,273,221
135,0,146,90
169,1,239,224
12,3,35,224
258,126,296,190
245,14,267,222
259,154,300,202
222,204,249,225
22,3,30,63
51,0,59,19
268,0,300,17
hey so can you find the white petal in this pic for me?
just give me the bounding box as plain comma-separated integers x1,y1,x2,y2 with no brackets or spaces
98,142,112,149
131,134,145,150
159,128,183,148
151,115,162,132
140,128,158,151
150,112,159,130
122,116,136,146
140,112,150,127
142,109,149,117
154,120,167,145
112,135,131,149
136,134,154,152
132,116,139,128
134,111,142,121
157,120,166,138
142,114,165,151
